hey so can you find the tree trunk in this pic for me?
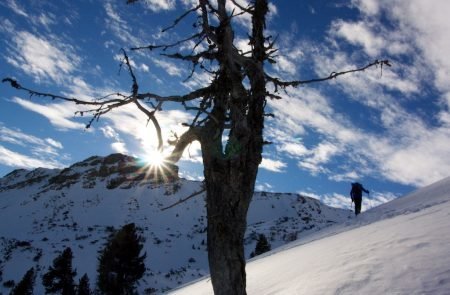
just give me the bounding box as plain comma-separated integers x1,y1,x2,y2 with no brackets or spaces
204,158,259,295
201,1,268,294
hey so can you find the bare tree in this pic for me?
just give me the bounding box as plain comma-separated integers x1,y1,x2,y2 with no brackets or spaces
3,0,389,294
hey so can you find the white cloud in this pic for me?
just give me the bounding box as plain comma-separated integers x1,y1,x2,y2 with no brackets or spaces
183,71,213,90
329,171,359,183
388,0,450,93
111,142,128,154
100,126,119,139
331,20,385,57
308,142,340,165
255,182,274,192
104,1,142,46
152,58,184,77
0,126,43,147
5,0,28,17
318,0,450,186
351,0,379,16
0,125,66,170
273,55,297,76
100,126,128,154
260,158,287,173
140,63,149,72
13,97,86,130
0,124,63,153
267,76,450,187
278,142,309,158
296,142,341,176
143,0,176,12
31,12,57,30
6,31,80,84
235,38,252,55
0,145,63,170
45,138,63,149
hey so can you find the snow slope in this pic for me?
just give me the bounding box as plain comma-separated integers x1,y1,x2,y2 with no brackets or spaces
170,176,450,295
0,154,352,294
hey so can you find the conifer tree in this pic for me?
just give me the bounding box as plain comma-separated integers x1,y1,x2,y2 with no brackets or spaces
10,267,35,295
77,274,91,295
250,234,271,258
42,247,76,295
97,223,146,295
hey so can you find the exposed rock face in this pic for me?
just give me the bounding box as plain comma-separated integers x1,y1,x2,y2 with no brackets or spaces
0,153,179,192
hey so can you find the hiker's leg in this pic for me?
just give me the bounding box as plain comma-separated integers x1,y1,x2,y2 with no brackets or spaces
355,197,361,215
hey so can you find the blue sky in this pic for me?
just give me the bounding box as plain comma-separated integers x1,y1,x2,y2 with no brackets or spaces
1,0,449,210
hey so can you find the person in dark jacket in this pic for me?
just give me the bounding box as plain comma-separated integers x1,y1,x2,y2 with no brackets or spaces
350,182,369,215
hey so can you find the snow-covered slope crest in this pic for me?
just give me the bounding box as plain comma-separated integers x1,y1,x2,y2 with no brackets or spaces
0,154,352,294
171,176,450,295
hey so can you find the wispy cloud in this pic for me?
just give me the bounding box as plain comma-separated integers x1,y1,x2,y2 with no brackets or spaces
152,58,184,77
142,0,176,12
0,145,61,170
263,0,450,188
5,31,80,84
268,83,450,186
4,0,28,17
255,181,274,192
12,97,86,130
100,125,128,154
0,124,66,170
104,1,143,46
260,158,287,173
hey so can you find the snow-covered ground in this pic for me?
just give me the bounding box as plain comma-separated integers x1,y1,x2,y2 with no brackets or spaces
170,176,450,295
0,154,352,294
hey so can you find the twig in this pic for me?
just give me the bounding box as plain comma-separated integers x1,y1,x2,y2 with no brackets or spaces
162,4,201,32
266,59,391,91
161,188,206,211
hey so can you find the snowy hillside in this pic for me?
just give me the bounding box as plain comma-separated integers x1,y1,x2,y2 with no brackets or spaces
171,176,450,295
0,154,352,294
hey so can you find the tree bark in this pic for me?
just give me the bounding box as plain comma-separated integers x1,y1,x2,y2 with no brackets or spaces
201,1,268,294
203,154,259,295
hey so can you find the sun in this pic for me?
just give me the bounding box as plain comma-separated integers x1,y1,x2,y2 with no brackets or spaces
145,149,166,167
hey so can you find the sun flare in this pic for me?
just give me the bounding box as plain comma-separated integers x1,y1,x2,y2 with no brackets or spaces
145,149,166,167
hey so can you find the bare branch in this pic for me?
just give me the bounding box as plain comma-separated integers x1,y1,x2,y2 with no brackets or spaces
199,0,218,45
131,32,203,52
162,4,201,32
137,85,213,103
266,59,392,91
166,127,200,164
120,49,139,96
162,51,217,64
230,0,254,13
2,78,125,106
161,187,206,211
134,100,163,151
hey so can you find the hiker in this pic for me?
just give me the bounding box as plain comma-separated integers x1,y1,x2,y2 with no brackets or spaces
350,182,369,216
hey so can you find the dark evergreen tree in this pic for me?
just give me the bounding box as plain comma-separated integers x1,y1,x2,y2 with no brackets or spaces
97,223,146,295
42,247,76,295
77,274,91,295
250,234,271,258
10,267,35,295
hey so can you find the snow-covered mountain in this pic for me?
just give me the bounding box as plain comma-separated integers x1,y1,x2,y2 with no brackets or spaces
0,153,352,294
171,176,450,295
